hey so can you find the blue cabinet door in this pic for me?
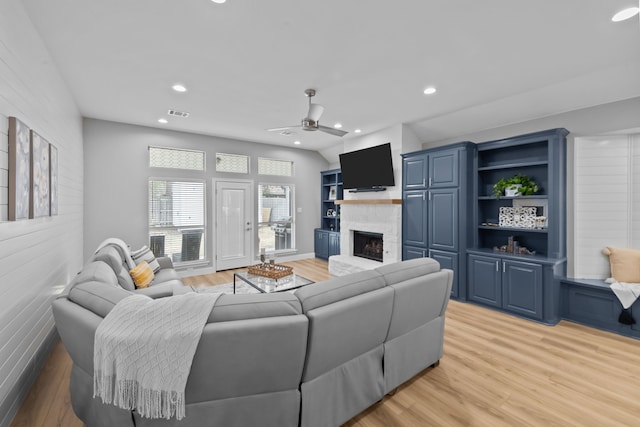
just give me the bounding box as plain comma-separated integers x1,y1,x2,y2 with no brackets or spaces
328,232,340,257
468,254,502,307
428,188,458,251
403,245,426,260
430,249,459,299
403,190,428,248
502,260,543,320
429,149,459,188
403,154,428,189
314,229,329,259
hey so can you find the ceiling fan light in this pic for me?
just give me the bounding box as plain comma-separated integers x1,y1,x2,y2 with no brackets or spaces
172,84,187,92
423,87,437,95
612,7,639,22
307,103,324,121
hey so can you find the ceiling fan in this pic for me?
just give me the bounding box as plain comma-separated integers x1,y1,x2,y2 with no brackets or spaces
267,89,348,137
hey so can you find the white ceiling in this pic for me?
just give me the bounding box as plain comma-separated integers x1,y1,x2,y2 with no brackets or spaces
22,0,640,152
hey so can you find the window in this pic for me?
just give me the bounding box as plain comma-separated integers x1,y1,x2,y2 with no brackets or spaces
216,153,249,173
258,184,294,253
149,146,205,171
258,158,293,176
149,179,205,264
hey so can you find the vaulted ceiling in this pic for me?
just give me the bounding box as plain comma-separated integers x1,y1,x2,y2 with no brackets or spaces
23,0,640,152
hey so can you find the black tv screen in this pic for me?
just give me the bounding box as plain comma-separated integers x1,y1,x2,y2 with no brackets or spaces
339,143,395,190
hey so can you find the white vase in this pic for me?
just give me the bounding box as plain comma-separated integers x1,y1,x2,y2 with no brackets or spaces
505,184,522,197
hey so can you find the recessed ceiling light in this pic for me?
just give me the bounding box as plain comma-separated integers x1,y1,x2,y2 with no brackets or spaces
334,123,343,129
158,118,168,124
423,87,437,95
172,84,187,93
294,140,301,145
612,6,640,22
354,129,362,134
211,0,226,3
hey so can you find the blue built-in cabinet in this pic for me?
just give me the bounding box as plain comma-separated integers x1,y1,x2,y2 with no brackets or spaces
467,128,568,324
401,142,474,300
315,169,342,260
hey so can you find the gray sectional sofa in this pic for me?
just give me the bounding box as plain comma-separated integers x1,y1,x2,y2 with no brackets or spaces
52,257,453,427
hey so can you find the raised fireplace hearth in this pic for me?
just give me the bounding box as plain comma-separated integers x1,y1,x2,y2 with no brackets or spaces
353,231,383,262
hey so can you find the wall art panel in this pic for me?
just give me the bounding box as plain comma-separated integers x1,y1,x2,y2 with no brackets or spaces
8,117,31,220
30,130,50,218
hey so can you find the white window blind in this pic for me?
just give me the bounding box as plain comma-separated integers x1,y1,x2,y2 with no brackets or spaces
148,179,205,263
258,158,293,176
216,153,249,173
149,146,205,171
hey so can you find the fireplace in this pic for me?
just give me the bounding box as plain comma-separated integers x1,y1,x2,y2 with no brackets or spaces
353,231,383,262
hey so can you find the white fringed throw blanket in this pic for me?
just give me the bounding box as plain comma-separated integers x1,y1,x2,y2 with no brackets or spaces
607,278,640,309
94,237,137,270
93,292,221,420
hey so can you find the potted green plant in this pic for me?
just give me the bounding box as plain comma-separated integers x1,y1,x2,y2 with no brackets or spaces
493,174,539,199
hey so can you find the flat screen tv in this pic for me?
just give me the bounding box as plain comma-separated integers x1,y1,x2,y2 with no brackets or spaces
339,143,395,191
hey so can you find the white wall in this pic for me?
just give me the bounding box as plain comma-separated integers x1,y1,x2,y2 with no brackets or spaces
573,134,640,279
0,1,83,424
83,119,328,270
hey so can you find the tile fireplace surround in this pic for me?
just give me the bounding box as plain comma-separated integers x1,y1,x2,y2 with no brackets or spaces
329,201,402,276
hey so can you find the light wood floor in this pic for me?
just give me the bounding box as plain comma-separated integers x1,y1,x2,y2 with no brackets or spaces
12,258,640,426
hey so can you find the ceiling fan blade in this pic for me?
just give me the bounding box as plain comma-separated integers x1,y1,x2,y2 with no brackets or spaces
307,103,325,121
266,125,301,132
317,125,348,137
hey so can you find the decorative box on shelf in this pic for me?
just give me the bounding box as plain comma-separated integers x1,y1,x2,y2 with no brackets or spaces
247,263,293,280
499,206,539,229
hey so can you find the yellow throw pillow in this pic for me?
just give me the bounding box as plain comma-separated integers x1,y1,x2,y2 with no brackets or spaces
602,246,640,283
129,261,154,289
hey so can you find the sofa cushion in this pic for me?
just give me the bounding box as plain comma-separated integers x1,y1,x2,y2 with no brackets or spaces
207,293,302,323
131,245,161,273
70,261,118,288
67,281,132,318
154,268,181,284
375,257,441,286
92,245,136,291
294,270,386,313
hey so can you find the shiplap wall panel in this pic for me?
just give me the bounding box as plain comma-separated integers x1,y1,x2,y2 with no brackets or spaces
573,136,635,278
0,0,83,424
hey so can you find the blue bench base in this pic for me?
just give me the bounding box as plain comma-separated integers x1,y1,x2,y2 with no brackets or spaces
561,278,640,339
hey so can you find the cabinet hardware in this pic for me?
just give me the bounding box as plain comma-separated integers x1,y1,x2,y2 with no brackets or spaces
495,261,499,271
428,191,431,201
429,177,432,187
503,261,506,273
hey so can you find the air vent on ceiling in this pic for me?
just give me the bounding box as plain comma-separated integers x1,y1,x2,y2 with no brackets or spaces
167,109,190,118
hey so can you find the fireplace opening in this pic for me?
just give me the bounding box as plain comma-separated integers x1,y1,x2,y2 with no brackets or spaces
353,231,383,262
